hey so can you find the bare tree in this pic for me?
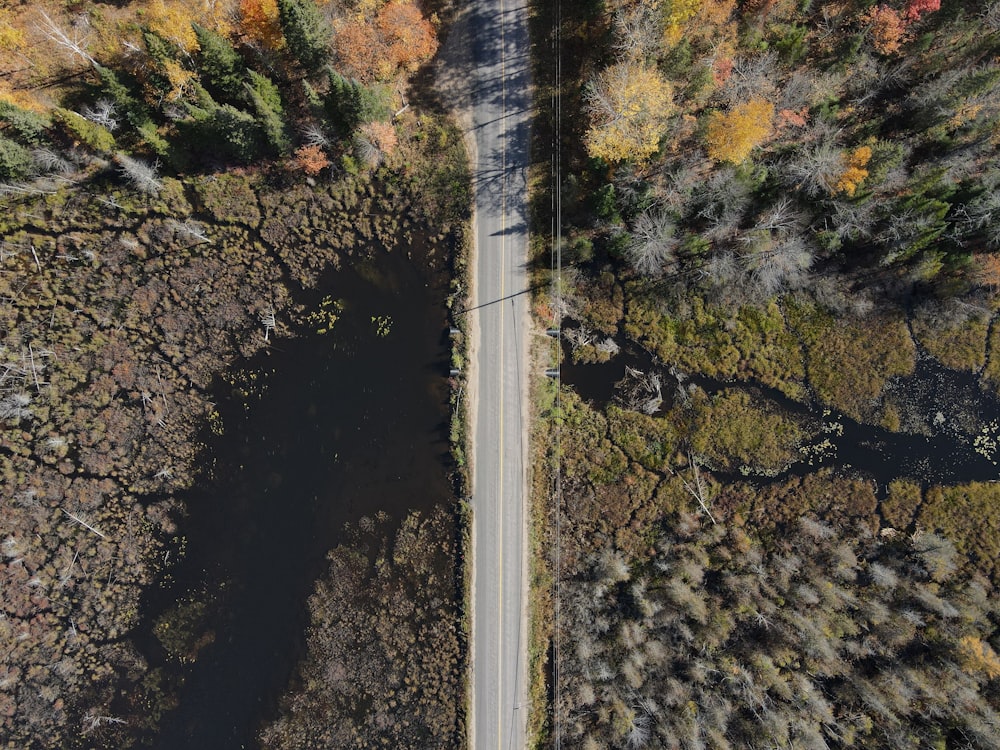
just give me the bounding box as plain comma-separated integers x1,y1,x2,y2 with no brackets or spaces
612,4,660,61
692,168,750,240
753,197,806,235
82,713,126,734
260,307,277,342
720,53,778,105
984,1,1000,31
782,141,843,198
35,10,97,67
61,508,106,539
743,236,812,296
170,219,212,244
0,392,33,422
829,197,878,241
80,99,119,132
675,455,716,525
615,366,662,414
353,135,382,168
300,123,330,148
957,185,1000,248
626,209,679,277
32,148,73,175
116,154,162,195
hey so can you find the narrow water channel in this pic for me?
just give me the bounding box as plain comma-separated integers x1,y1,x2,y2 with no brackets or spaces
138,247,453,749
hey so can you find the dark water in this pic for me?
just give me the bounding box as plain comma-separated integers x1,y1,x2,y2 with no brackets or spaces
562,336,1000,487
140,248,453,750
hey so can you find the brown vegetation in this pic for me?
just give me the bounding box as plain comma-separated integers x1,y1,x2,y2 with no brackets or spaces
259,507,464,749
0,107,468,747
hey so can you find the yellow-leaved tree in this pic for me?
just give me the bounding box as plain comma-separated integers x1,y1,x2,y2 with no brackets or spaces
705,98,774,163
835,146,872,196
584,61,673,163
663,0,701,46
958,635,1000,679
147,0,201,52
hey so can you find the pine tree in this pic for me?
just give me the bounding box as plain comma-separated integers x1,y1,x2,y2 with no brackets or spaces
0,135,33,181
276,0,332,75
142,28,180,67
193,23,247,101
52,108,116,152
211,104,264,163
0,101,51,146
94,64,170,156
324,70,390,135
245,73,290,155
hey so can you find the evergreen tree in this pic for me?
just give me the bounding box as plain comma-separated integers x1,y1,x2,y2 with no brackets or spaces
193,23,246,102
0,102,51,147
0,136,33,181
324,70,390,135
245,71,290,155
142,28,180,67
52,109,116,153
276,0,332,75
210,104,264,163
94,61,170,157
95,65,153,133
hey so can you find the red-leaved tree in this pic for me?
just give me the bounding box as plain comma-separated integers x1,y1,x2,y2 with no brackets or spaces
905,0,940,21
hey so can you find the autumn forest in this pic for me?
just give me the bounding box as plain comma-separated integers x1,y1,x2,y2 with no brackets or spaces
2,0,1000,748
531,0,1000,748
0,0,467,748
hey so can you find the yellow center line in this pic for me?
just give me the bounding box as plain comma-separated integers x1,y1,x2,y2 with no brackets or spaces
497,1,507,748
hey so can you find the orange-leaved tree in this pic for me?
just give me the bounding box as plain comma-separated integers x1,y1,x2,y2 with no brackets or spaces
335,0,437,82
293,144,330,175
359,121,397,156
861,5,907,55
976,254,1000,290
239,0,284,49
705,98,774,164
584,61,674,163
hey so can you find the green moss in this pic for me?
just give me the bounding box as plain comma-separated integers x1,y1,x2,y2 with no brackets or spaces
981,321,1000,394
193,173,262,227
576,271,623,334
624,292,806,398
607,404,679,473
689,389,808,474
786,300,916,422
559,388,628,485
721,469,879,536
153,593,215,664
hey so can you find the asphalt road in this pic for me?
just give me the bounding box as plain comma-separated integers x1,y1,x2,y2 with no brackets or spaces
467,0,531,748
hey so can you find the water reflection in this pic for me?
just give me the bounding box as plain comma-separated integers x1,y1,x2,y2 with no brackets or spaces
140,248,453,750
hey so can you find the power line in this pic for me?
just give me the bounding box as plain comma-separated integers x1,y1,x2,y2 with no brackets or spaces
551,0,563,745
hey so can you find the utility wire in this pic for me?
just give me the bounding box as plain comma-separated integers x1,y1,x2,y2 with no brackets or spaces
551,0,563,745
